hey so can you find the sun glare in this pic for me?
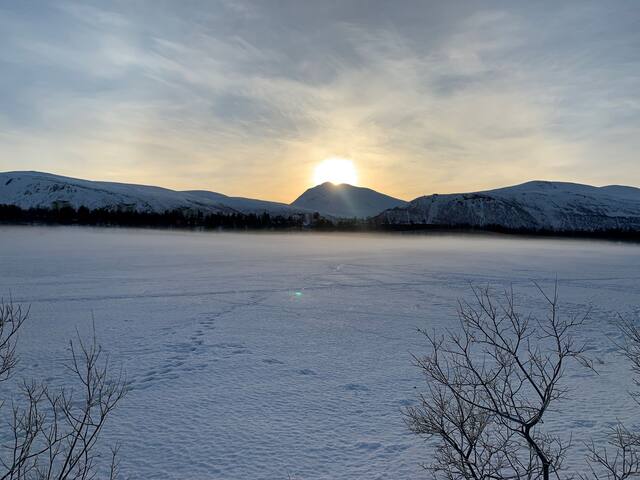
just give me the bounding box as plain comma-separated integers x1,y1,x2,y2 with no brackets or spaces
313,157,358,186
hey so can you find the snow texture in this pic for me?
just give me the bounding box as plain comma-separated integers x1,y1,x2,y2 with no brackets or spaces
0,171,306,216
0,226,638,479
292,182,407,218
379,180,640,231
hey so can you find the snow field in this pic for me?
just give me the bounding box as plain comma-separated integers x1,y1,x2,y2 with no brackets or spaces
0,226,638,479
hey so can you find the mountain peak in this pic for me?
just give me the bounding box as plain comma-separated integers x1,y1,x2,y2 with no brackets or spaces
316,181,352,188
291,183,406,218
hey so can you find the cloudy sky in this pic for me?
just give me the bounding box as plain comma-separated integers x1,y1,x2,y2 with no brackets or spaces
1,1,638,202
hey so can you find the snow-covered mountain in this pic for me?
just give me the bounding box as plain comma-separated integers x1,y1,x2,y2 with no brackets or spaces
377,181,640,232
5,173,639,232
291,182,406,218
0,171,306,217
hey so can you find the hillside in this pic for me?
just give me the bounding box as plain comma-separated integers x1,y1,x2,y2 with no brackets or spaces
0,171,305,217
376,180,640,232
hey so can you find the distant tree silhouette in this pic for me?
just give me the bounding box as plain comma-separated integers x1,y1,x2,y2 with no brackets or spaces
0,204,307,230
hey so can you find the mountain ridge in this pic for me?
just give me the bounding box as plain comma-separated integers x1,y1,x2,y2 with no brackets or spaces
2,172,640,233
377,180,640,232
0,171,307,217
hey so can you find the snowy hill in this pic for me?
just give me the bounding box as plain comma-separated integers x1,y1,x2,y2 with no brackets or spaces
291,182,406,218
377,180,640,232
0,171,305,217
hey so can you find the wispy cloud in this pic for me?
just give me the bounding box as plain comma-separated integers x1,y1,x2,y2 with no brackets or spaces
0,1,638,201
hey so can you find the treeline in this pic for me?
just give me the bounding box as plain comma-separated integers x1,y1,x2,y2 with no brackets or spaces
0,204,307,230
2,204,639,239
376,221,640,240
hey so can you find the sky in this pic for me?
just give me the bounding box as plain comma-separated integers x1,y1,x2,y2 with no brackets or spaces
0,1,639,202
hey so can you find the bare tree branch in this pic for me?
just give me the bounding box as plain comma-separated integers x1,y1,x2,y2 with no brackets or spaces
407,282,591,480
0,300,127,480
583,316,640,480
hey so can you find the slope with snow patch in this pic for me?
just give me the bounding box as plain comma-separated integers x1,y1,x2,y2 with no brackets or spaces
377,181,640,232
0,171,306,217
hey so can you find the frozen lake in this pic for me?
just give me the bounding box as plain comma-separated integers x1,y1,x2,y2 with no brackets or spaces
0,226,638,479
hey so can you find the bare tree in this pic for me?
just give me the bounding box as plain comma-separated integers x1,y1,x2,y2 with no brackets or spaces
0,300,127,479
618,318,640,405
406,283,592,480
0,301,27,383
583,317,640,480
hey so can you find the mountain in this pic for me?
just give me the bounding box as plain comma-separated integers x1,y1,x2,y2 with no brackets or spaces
376,180,640,232
291,182,406,218
0,171,306,217
5,173,639,233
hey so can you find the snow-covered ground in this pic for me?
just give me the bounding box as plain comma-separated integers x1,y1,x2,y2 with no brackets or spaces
0,226,638,479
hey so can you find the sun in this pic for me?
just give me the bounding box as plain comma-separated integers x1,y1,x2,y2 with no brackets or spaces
313,157,358,186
